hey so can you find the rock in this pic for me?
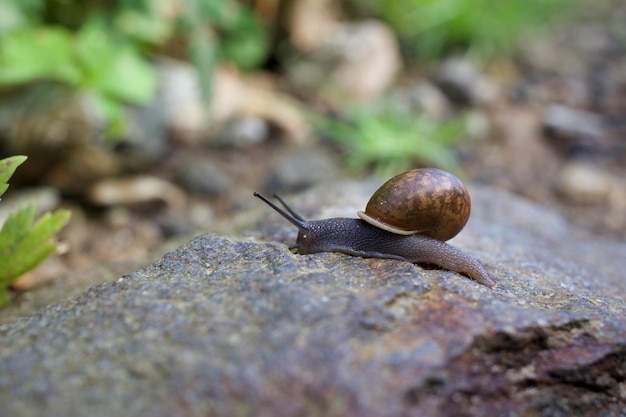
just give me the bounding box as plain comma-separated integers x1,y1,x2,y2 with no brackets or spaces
436,56,500,106
405,80,452,119
174,156,233,197
156,59,311,144
115,102,169,170
87,175,186,209
265,145,340,193
543,104,606,154
0,83,169,194
155,58,207,143
1,180,626,417
288,0,341,52
556,161,626,234
557,161,614,205
324,20,401,102
210,115,270,148
0,83,104,161
477,105,561,201
287,19,401,103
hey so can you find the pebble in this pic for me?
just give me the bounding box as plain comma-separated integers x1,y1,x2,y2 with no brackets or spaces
556,161,626,232
210,115,270,148
87,175,186,208
556,162,612,205
265,145,339,192
287,19,401,103
436,56,500,105
175,157,233,197
543,105,605,143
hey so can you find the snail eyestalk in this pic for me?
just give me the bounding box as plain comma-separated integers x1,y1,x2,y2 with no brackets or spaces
253,192,308,231
271,194,307,222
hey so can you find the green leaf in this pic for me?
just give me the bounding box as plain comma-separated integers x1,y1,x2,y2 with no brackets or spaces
97,45,156,103
0,205,36,255
0,27,81,85
0,208,71,289
187,25,217,104
179,0,218,105
75,19,157,103
74,19,156,103
220,8,269,70
0,155,70,306
0,155,27,198
114,6,173,44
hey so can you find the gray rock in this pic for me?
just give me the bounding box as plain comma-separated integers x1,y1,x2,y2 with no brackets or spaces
1,181,625,417
116,102,169,169
543,104,605,140
265,145,339,193
174,156,233,197
210,115,270,148
435,56,500,106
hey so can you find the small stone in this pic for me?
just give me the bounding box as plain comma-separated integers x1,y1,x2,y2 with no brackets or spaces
288,0,340,52
543,104,605,143
87,175,186,208
436,56,500,105
556,162,613,204
211,115,270,148
175,157,233,197
156,58,207,143
413,81,452,119
265,145,339,192
326,20,402,102
116,103,169,169
288,20,401,103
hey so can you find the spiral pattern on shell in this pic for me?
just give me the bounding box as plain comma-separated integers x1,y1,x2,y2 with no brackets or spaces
357,168,471,241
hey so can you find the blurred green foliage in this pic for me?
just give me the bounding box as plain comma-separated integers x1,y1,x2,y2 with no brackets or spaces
363,0,576,60
323,0,579,175
316,104,465,178
0,156,70,307
0,0,580,171
0,156,26,198
0,0,269,138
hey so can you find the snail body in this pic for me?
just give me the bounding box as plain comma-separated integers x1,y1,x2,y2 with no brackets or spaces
254,168,495,287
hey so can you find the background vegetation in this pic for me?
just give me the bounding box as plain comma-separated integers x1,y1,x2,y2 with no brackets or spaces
0,0,576,141
0,0,269,137
0,156,70,307
360,0,575,60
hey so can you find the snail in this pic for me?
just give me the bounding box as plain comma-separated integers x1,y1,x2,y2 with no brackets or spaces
254,168,495,287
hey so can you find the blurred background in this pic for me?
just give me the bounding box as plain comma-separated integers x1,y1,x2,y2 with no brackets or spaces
0,0,624,312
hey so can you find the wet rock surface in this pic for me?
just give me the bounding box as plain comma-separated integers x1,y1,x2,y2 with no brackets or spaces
1,181,625,417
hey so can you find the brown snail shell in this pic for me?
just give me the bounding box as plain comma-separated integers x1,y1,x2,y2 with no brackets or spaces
357,168,471,241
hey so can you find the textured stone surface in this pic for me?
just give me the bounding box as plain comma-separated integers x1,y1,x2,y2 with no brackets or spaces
1,181,625,417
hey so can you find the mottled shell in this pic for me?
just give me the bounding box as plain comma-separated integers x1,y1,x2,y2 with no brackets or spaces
357,168,471,241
